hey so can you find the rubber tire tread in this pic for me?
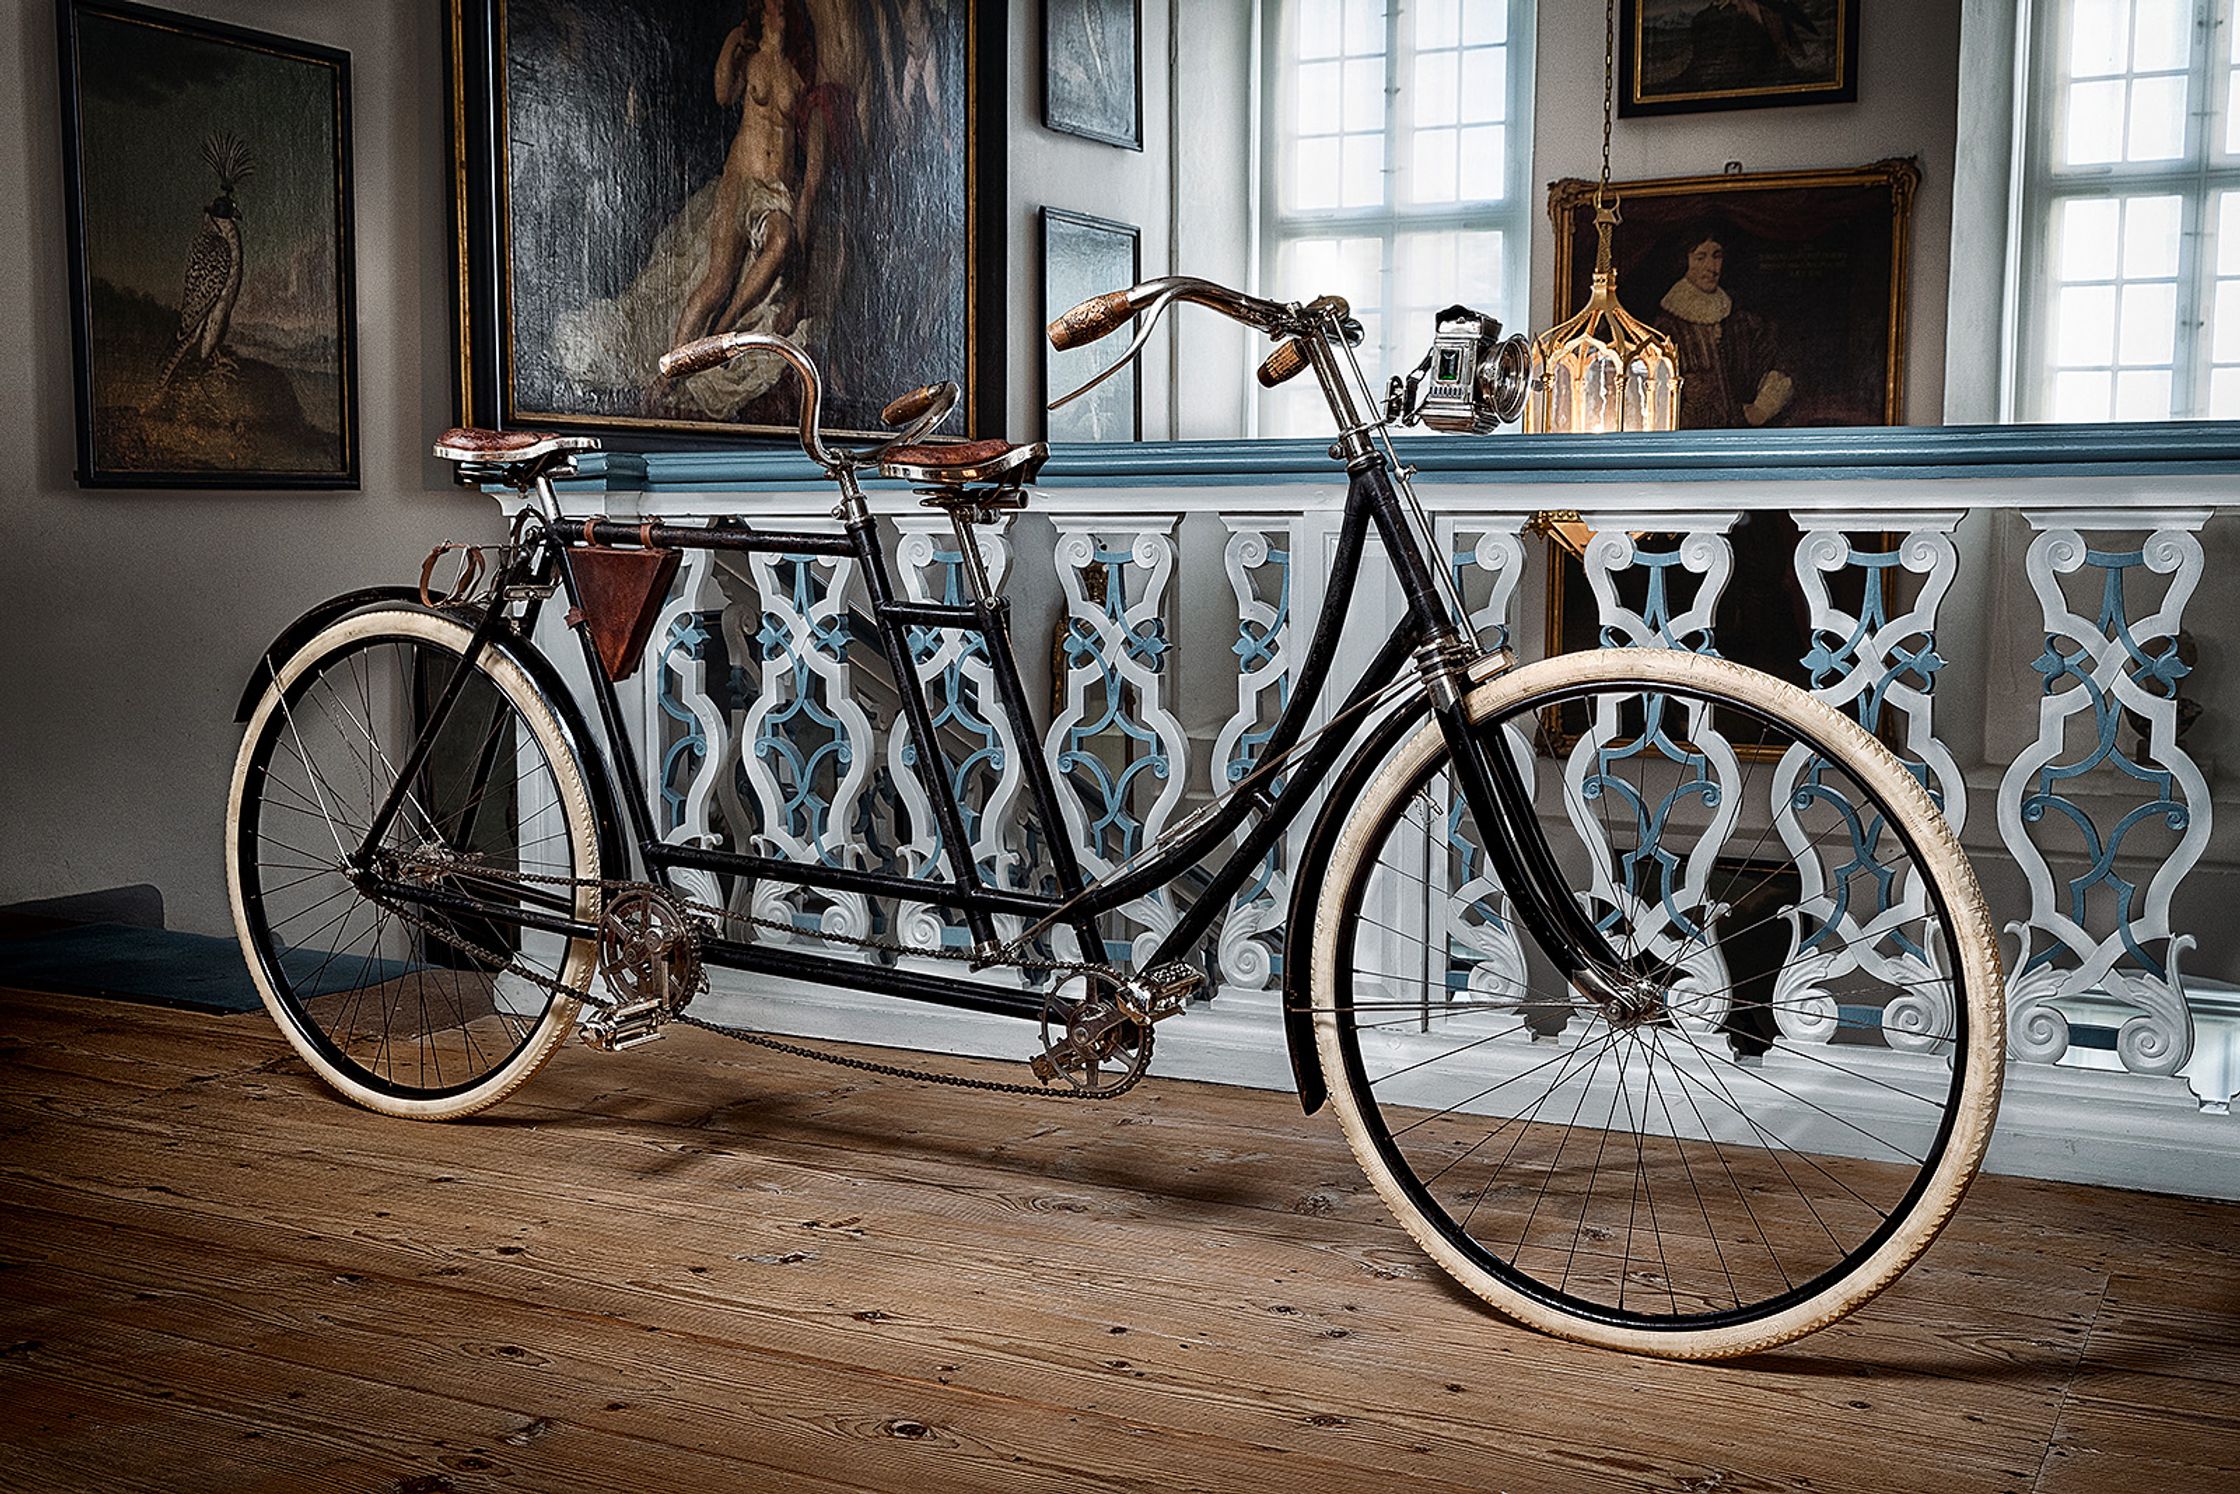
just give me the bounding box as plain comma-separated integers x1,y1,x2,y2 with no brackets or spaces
1311,648,2005,1360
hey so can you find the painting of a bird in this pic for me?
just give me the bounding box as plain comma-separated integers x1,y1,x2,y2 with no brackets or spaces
155,132,254,393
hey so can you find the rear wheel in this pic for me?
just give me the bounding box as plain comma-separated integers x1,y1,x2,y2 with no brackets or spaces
1311,649,2003,1358
227,606,602,1119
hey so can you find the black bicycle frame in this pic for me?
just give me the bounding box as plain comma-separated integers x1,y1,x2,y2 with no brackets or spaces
361,448,1636,1025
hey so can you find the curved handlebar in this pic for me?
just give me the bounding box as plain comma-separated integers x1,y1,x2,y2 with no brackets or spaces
658,331,958,472
1046,275,1291,354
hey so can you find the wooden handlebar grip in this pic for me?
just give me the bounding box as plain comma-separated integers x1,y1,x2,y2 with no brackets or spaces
880,382,947,427
1047,290,1133,351
1256,339,1311,388
658,335,737,379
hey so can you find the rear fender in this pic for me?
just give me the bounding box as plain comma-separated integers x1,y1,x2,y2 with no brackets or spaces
232,588,629,880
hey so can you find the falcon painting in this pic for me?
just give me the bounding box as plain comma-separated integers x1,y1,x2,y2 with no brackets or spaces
155,132,254,393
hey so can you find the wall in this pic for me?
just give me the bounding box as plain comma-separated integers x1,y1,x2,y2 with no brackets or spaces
1526,0,1963,429
0,0,466,936
0,0,1169,938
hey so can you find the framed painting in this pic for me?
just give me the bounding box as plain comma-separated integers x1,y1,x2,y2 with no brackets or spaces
1619,0,1859,117
1044,0,1140,150
57,0,358,488
1041,207,1140,443
1549,158,1918,430
449,0,1006,445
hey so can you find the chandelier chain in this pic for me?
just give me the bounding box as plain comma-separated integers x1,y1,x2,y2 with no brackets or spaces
1601,0,1616,198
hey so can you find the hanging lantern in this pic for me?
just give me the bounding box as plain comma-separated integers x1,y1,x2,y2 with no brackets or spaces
1524,197,1681,434
1521,0,1681,435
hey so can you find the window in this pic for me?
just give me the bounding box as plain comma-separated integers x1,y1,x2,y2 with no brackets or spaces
1260,0,1535,436
2015,0,2240,421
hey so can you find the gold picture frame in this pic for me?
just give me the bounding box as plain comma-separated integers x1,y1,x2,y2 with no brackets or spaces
1618,0,1859,118
1548,158,1919,430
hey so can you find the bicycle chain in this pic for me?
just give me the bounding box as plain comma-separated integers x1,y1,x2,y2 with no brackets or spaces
374,850,1153,1101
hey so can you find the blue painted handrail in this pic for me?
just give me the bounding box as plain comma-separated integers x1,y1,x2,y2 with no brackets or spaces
551,421,2240,496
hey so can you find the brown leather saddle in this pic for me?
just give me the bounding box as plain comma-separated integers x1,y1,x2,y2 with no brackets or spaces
432,426,602,471
878,438,1048,488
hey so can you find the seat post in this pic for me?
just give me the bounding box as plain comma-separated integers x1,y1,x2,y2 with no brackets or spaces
947,505,998,606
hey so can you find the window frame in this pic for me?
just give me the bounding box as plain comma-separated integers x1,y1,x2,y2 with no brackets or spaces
2011,0,2240,421
1256,0,1538,433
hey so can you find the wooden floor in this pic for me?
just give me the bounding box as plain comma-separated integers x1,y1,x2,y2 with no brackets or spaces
2,988,2236,1493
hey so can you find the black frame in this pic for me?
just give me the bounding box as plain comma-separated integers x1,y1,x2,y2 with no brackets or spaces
447,0,1010,445
1042,0,1143,150
1041,207,1143,442
355,423,1643,1031
1617,0,1859,119
55,0,359,489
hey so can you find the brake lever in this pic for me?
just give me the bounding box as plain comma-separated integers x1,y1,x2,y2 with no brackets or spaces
1047,288,1183,410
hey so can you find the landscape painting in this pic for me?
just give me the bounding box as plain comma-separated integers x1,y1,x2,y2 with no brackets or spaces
1042,208,1139,442
58,1,358,488
452,0,1002,443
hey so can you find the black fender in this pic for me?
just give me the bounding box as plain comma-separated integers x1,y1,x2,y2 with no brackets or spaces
1279,686,1440,1115
232,588,629,881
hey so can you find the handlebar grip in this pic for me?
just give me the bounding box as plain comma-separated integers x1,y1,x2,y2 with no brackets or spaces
658,335,739,379
881,382,951,427
1256,339,1311,389
1048,290,1134,351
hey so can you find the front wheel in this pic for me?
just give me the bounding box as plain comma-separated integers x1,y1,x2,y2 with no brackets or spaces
227,605,603,1120
1311,649,2003,1359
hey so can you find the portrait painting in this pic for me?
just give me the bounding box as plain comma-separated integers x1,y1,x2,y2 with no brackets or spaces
1550,158,1918,429
1041,208,1139,443
1619,0,1858,117
450,0,1003,443
1544,161,1916,704
58,0,358,488
1044,0,1140,150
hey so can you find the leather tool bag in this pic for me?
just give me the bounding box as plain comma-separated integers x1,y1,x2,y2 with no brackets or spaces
568,525,680,682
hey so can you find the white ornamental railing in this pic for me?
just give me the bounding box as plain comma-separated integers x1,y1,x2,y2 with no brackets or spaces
525,456,2240,1197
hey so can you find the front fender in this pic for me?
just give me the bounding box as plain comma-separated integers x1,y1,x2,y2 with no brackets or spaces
232,589,629,881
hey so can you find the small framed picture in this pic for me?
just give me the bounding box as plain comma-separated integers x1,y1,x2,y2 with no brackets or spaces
1042,208,1141,443
57,0,358,488
1044,0,1141,150
1619,0,1859,118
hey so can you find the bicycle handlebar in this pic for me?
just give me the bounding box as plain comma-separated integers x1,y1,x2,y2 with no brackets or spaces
658,331,959,473
1043,276,1358,413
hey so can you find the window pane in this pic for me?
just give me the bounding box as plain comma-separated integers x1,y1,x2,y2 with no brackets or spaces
2054,369,2115,420
1344,56,1385,131
1462,0,1507,46
1412,127,1458,203
1415,51,1458,126
2130,0,2191,73
1295,137,1340,209
1342,133,1384,207
2209,365,2240,417
2212,278,2240,362
1459,124,1505,200
2118,280,2178,363
1419,0,1460,49
1344,0,1385,53
1298,61,1340,131
2122,194,2184,277
2059,198,2123,280
2066,79,2128,163
1397,229,1503,317
1299,0,1342,59
2114,367,2173,419
1461,46,1506,122
2070,0,2128,77
2058,283,2119,365
2126,74,2188,159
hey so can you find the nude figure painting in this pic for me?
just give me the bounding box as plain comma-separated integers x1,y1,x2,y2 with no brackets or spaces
452,0,998,441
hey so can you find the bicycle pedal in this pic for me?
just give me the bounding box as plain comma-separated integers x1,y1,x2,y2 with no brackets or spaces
580,1000,667,1052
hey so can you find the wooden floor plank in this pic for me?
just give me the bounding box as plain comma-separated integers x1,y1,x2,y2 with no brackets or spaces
3,989,2234,1493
